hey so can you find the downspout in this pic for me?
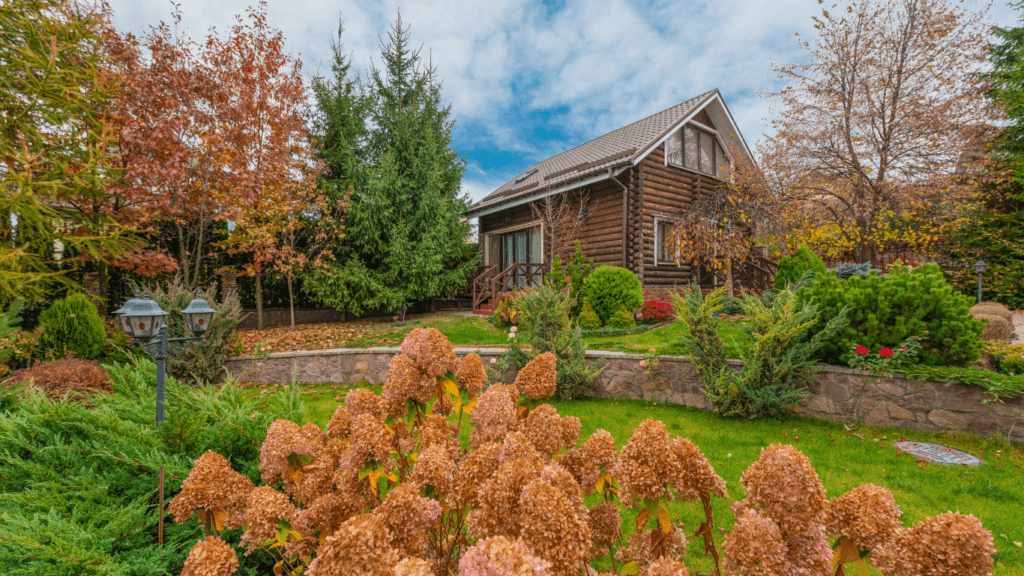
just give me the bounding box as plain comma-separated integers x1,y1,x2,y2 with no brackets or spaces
609,167,628,268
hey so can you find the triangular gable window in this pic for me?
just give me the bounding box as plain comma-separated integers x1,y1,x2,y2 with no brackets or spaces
666,123,729,179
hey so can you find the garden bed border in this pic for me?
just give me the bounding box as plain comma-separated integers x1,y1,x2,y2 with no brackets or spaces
224,347,1024,442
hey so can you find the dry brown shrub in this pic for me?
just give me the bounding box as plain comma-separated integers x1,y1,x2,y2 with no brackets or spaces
975,313,1014,341
722,509,789,576
400,327,458,378
515,352,557,399
347,413,393,466
737,444,827,537
169,451,254,529
669,437,727,501
588,501,623,556
3,358,111,401
873,512,995,576
344,388,385,418
642,556,690,576
305,514,401,576
259,419,327,485
523,403,565,457
453,441,502,508
825,483,903,551
239,486,295,553
409,443,455,500
517,478,591,576
180,536,239,576
419,413,460,462
971,302,1013,325
617,523,688,566
456,352,487,395
326,405,351,438
376,482,441,558
612,419,680,506
469,383,517,448
555,448,599,497
392,557,432,576
467,455,544,539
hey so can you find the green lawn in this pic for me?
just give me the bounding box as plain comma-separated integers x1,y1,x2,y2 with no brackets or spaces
244,381,1024,575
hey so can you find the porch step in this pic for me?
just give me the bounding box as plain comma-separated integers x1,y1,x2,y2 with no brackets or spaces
474,302,493,316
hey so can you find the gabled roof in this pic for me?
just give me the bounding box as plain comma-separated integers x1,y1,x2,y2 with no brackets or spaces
466,88,753,218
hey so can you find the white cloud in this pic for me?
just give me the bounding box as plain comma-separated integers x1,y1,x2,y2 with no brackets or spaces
106,0,1020,198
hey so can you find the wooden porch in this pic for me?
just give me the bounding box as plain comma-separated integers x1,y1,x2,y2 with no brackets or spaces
469,262,546,315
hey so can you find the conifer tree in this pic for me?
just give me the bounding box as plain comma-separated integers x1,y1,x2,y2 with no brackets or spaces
307,12,477,316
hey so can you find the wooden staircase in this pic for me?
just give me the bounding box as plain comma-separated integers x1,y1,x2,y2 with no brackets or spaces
472,263,546,315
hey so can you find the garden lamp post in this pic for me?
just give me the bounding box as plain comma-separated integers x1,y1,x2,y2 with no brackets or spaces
974,260,987,304
113,288,217,546
113,289,217,424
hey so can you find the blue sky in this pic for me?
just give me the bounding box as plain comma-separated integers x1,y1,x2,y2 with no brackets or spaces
107,0,1021,206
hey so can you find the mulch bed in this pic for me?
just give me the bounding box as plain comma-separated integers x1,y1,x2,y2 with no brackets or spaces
2,358,112,402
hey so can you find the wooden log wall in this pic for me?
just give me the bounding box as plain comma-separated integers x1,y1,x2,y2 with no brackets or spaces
638,139,726,291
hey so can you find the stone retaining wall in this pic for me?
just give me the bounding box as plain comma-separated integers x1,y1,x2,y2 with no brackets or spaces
224,348,1024,442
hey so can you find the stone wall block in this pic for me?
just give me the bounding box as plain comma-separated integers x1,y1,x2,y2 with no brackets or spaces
967,413,1000,435
936,396,987,413
928,409,965,430
864,402,890,428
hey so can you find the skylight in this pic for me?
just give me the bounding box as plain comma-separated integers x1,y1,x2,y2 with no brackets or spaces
514,168,538,183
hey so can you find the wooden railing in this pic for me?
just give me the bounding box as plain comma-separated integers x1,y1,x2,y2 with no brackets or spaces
699,256,778,295
491,263,545,297
472,265,498,311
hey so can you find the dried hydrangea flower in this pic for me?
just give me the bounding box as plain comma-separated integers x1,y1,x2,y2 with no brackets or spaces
612,419,681,506
392,557,432,576
588,501,623,557
347,413,393,466
523,404,565,457
306,514,401,576
556,448,600,496
326,405,351,438
498,431,545,467
454,442,502,507
467,457,544,539
434,392,454,417
668,437,727,501
419,413,461,462
641,557,690,576
825,483,902,552
259,419,327,485
873,512,995,576
181,536,239,576
782,523,832,576
293,439,348,506
722,509,789,576
456,352,488,395
169,451,254,529
458,536,552,576
382,353,435,416
470,383,517,448
515,352,557,399
738,444,826,538
284,507,318,559
410,443,455,500
518,479,591,576
401,327,459,378
345,388,385,418
617,523,687,567
377,482,440,558
306,493,348,539
558,416,581,449
579,429,617,470
239,486,295,553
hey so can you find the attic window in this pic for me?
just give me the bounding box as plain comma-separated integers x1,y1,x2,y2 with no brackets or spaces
667,124,729,179
514,168,538,183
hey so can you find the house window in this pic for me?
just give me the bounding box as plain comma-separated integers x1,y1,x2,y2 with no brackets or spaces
668,123,730,179
497,225,542,268
655,218,680,265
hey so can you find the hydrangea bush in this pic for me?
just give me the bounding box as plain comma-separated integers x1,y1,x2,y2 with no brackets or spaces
172,327,997,576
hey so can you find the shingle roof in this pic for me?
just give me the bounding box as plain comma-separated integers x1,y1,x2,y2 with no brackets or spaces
467,89,720,216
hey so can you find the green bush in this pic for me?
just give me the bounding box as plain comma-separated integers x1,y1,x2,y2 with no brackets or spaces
674,284,848,419
149,277,242,383
773,245,826,291
797,263,984,367
607,303,636,329
577,297,602,330
36,293,106,360
582,265,643,324
719,297,745,315
0,358,301,576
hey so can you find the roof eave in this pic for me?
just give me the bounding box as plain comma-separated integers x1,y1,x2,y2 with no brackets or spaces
465,162,631,219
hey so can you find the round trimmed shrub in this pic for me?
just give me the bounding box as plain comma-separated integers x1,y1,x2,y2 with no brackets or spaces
582,265,643,324
773,245,826,291
37,293,106,361
971,302,1013,326
975,314,1014,342
577,297,602,330
607,304,636,329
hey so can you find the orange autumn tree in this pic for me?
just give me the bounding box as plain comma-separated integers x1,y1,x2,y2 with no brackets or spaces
209,2,322,330
756,0,998,264
104,6,232,289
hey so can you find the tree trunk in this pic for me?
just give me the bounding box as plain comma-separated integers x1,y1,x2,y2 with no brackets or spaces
287,273,295,332
177,222,190,288
97,264,108,317
726,258,735,298
255,272,264,331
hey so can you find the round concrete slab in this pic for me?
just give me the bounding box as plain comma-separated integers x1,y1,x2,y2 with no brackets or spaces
893,441,983,466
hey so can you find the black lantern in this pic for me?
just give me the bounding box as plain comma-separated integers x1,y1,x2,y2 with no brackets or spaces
117,290,168,341
181,290,216,336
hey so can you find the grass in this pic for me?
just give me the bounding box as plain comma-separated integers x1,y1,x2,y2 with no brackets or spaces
243,380,1024,575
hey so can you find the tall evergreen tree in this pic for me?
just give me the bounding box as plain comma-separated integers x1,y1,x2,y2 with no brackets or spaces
307,12,477,315
943,2,1024,307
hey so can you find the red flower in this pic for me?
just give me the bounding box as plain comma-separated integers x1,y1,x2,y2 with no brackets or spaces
854,345,870,356
901,346,907,352
879,348,894,358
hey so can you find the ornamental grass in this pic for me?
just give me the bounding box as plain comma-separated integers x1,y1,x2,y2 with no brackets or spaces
172,329,999,576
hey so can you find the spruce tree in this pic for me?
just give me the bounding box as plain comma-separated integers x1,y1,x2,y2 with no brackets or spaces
307,12,477,315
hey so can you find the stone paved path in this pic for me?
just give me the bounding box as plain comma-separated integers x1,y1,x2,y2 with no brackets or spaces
1013,312,1024,345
